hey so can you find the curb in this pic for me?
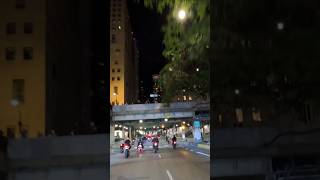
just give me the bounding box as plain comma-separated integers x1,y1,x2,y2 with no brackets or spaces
197,143,210,150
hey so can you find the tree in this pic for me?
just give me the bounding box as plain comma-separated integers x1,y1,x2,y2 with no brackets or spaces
212,0,320,127
137,0,210,102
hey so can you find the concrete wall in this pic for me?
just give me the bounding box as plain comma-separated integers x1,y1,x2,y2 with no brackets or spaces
7,134,108,180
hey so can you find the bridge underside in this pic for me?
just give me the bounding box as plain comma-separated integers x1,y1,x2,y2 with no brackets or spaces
113,111,194,121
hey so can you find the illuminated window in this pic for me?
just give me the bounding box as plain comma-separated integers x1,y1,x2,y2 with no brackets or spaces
114,86,118,94
23,47,33,60
6,23,16,34
24,23,33,34
5,47,16,61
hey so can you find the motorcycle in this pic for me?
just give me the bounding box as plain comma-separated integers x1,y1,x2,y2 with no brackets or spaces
120,143,124,153
137,143,144,153
153,142,159,153
124,144,130,158
172,140,177,149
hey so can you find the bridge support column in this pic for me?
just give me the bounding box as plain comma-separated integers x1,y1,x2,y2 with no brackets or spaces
129,127,132,140
110,124,115,145
194,127,202,142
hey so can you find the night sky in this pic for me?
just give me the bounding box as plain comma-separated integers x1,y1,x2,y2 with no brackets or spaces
127,1,168,98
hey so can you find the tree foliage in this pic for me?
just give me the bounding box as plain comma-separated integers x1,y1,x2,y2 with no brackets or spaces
137,0,210,102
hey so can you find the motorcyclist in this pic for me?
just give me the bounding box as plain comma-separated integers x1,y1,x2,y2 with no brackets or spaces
124,138,131,149
152,136,159,143
172,135,177,143
137,138,144,149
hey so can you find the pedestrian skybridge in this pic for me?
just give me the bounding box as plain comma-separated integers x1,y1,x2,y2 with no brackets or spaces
111,101,209,121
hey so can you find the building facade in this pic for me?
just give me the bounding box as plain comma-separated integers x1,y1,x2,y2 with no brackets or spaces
0,0,105,137
0,0,46,137
110,0,138,105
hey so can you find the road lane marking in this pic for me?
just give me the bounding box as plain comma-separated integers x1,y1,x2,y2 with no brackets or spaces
196,151,210,157
166,170,174,180
159,154,162,158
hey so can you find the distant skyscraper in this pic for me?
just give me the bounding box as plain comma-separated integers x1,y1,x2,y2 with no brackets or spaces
110,0,139,105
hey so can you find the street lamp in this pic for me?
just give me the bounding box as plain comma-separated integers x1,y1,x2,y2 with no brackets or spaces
178,9,186,20
277,22,284,30
164,118,168,122
139,120,143,123
183,121,185,124
196,68,199,72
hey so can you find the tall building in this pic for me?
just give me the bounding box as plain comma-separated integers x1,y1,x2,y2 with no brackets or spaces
110,0,138,105
0,0,107,137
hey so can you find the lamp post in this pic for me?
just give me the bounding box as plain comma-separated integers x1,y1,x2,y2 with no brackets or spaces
11,99,22,136
113,93,118,105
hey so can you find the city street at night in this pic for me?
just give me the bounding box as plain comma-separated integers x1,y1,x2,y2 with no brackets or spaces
110,140,210,180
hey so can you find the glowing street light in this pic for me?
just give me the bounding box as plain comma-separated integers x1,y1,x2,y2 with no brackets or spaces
196,68,199,72
176,124,178,127
161,125,165,128
178,9,186,20
183,121,185,124
164,118,168,122
139,120,143,123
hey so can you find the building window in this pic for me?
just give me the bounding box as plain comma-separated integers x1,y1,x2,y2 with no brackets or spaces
23,47,33,60
6,23,16,34
16,0,26,8
112,69,115,73
114,61,118,65
112,34,116,43
117,77,120,81
117,69,121,72
112,77,115,81
114,86,118,94
12,79,25,103
5,47,16,61
24,23,33,34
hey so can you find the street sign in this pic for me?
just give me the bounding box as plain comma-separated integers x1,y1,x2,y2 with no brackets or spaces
193,121,201,128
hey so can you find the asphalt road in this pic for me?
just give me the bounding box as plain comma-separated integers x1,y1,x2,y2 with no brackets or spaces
110,142,210,180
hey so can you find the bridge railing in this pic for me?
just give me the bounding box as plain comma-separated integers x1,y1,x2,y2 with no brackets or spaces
112,101,209,113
